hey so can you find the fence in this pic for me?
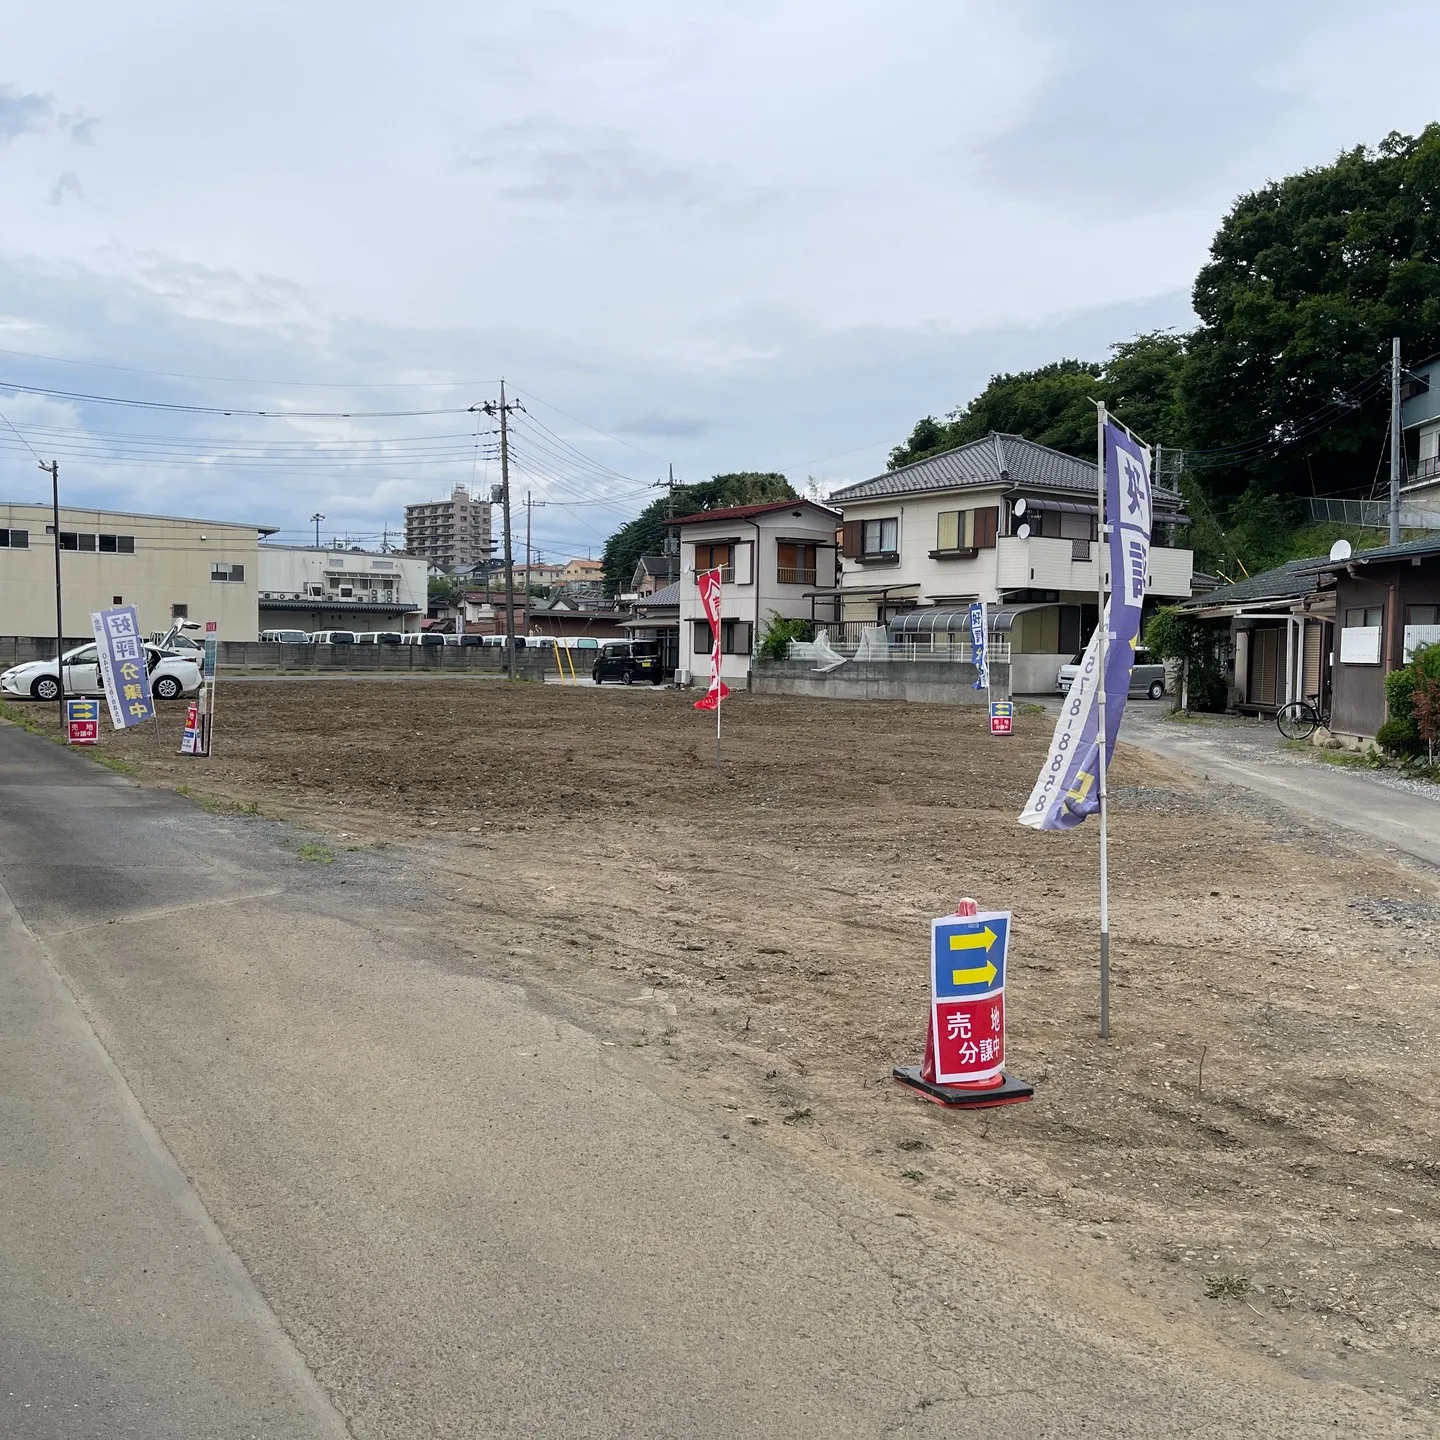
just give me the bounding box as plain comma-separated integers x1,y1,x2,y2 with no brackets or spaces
795,624,1012,663
0,635,548,680
1305,497,1440,531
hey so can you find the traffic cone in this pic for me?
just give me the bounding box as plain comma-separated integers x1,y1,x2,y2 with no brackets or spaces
895,897,1033,1109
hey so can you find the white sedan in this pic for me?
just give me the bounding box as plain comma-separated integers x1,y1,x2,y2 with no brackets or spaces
1,643,202,703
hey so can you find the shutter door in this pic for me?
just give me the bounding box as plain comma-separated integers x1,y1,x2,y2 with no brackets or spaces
1251,627,1280,708
1302,621,1323,700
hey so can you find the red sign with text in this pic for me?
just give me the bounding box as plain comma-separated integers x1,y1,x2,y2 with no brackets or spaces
934,993,1005,1083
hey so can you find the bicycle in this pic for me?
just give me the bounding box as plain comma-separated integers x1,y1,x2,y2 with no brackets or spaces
1275,692,1331,741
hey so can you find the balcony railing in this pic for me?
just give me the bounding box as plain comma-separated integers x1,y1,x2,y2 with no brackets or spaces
776,566,817,585
692,566,734,583
792,621,1011,663
1413,454,1440,484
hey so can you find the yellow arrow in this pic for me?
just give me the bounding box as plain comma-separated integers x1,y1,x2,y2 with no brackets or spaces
949,926,998,953
951,959,998,987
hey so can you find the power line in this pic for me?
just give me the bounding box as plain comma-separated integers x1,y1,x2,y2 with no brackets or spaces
0,344,501,389
511,387,668,465
0,379,477,419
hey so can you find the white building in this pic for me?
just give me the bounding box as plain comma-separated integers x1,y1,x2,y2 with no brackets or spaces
257,545,429,633
825,434,1194,691
0,500,269,641
671,500,840,686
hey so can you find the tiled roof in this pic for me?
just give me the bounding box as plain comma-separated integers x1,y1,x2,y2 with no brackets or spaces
1178,557,1322,609
826,432,1185,510
635,579,681,608
666,500,839,527
1293,533,1440,572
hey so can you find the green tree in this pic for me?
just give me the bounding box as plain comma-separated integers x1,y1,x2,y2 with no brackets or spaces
602,471,797,592
1182,126,1440,503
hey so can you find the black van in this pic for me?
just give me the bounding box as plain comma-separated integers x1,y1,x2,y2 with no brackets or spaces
592,640,663,685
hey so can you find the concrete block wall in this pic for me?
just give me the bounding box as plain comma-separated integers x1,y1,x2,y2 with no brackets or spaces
752,658,1007,706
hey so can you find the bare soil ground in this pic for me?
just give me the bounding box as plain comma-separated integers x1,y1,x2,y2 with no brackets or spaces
19,680,1440,1412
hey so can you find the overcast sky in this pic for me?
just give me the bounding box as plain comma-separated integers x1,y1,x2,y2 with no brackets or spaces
2,0,1439,560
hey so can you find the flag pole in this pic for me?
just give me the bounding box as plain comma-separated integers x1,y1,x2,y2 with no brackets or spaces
1096,404,1111,1041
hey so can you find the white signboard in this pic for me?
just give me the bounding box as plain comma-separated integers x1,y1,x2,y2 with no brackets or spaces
1339,625,1382,665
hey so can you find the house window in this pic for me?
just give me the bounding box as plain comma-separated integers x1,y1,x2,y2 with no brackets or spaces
0,528,28,548
777,542,817,585
1405,604,1439,626
172,603,189,619
862,517,898,555
52,529,133,552
694,542,734,581
211,562,246,582
1345,606,1383,628
693,619,754,655
934,508,999,554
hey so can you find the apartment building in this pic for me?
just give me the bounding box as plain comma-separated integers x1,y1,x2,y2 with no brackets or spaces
403,484,493,568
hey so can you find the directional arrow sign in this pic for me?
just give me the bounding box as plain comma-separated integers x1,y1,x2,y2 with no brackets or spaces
949,927,998,953
951,959,998,987
932,912,1009,1000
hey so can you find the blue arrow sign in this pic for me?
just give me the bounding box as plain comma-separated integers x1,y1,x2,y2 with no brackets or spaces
931,912,1010,999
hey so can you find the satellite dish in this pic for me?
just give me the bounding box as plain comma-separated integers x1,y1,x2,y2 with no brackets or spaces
1016,522,1032,540
1013,498,1028,517
1329,538,1353,563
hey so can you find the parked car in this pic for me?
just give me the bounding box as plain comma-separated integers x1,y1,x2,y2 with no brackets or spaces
403,631,446,647
592,639,663,685
309,630,356,645
260,629,310,643
1057,646,1167,700
0,643,202,702
355,631,404,644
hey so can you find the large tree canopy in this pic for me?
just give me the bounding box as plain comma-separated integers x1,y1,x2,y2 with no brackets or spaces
1183,125,1440,501
886,126,1440,578
888,334,1187,469
601,471,795,592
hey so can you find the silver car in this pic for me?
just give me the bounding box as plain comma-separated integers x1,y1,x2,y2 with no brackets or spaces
1057,646,1167,700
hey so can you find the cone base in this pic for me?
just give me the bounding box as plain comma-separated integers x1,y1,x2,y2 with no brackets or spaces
893,1065,1034,1108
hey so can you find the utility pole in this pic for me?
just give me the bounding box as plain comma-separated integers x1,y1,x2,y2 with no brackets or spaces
654,463,680,556
478,384,524,679
41,460,64,730
524,491,547,595
311,512,324,549
1390,336,1403,546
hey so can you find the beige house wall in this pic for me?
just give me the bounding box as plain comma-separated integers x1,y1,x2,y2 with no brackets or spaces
0,503,262,641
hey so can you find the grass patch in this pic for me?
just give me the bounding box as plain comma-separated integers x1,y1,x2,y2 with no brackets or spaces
1203,1272,1252,1301
93,754,137,775
900,1169,926,1182
781,1107,814,1126
1019,702,1047,716
0,700,45,735
297,841,336,864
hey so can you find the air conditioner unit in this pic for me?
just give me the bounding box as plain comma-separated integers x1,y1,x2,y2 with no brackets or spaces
677,668,691,685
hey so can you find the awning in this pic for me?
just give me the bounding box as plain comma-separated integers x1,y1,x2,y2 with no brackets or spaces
1014,496,1190,525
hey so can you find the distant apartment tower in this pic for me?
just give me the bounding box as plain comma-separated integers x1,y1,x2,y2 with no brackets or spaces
403,484,493,569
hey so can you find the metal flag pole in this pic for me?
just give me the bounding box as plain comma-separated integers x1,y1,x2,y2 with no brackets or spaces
1095,403,1111,1041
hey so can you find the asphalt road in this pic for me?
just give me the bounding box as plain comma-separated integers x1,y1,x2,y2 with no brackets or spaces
1116,706,1440,870
0,724,1422,1437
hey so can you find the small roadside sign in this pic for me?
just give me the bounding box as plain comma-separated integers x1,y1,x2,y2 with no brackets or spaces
989,699,1013,736
180,701,203,755
65,698,99,745
895,899,1032,1107
931,912,1009,1084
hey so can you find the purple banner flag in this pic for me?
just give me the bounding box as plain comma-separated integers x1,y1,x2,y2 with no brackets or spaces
1018,422,1151,831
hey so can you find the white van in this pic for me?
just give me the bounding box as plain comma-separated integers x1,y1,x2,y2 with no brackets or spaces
403,631,446,648
309,630,356,645
261,629,310,643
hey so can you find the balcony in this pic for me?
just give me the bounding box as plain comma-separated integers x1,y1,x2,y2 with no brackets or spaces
693,566,734,583
776,566,817,585
1413,454,1440,484
995,535,1193,598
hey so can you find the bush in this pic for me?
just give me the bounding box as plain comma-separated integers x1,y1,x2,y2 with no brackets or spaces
756,613,815,661
1382,643,1440,758
1186,663,1229,713
1375,718,1420,758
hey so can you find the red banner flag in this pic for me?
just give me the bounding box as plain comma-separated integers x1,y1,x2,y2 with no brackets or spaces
693,568,731,711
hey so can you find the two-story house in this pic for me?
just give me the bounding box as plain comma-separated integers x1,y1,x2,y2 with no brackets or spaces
669,500,841,686
825,433,1194,691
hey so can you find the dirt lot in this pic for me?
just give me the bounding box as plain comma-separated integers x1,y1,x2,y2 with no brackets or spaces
16,679,1440,1409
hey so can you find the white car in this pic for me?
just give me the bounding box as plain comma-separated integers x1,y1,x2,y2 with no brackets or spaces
0,643,202,703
